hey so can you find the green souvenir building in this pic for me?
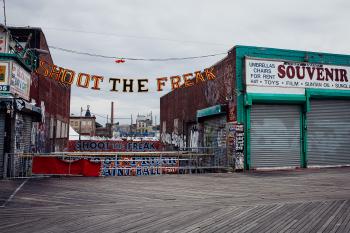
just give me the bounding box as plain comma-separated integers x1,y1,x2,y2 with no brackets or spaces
161,45,350,170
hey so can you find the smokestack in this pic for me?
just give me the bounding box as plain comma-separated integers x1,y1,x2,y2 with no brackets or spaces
110,102,114,138
111,101,114,125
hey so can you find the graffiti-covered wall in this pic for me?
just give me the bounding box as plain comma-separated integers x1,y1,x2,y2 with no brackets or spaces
100,156,179,176
160,50,236,151
14,113,32,154
10,27,71,153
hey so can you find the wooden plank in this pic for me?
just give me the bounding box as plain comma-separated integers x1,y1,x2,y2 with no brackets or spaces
0,167,350,232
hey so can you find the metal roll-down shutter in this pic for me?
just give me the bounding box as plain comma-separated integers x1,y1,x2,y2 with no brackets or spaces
23,115,33,153
203,115,227,166
0,113,5,178
307,100,350,167
250,105,301,168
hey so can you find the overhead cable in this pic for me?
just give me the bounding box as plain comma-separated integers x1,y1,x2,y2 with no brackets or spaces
49,45,227,61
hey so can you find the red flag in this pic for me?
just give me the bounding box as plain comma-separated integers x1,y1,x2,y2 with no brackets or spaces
115,59,125,63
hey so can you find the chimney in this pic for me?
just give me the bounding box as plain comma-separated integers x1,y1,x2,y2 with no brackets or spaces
111,102,114,125
111,102,114,138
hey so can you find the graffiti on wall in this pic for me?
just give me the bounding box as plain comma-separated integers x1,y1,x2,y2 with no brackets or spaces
189,126,199,149
67,140,161,152
223,63,234,98
226,122,235,167
234,124,244,170
161,132,186,149
100,156,179,176
14,113,24,153
30,101,47,153
224,63,236,122
204,79,220,106
31,122,46,153
203,117,226,148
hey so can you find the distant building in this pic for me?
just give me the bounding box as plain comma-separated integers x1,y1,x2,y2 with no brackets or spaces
136,113,153,133
69,105,96,136
95,122,112,138
113,123,131,137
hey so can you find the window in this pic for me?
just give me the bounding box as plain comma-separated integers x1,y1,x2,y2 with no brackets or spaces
61,123,66,138
50,118,54,139
56,120,61,138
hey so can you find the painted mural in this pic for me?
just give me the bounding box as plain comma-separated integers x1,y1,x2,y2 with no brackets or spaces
100,156,179,176
32,155,179,177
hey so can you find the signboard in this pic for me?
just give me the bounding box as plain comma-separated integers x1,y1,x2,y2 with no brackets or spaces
0,33,7,53
35,60,216,92
245,58,350,93
0,62,9,93
0,85,9,91
10,61,31,100
67,140,162,152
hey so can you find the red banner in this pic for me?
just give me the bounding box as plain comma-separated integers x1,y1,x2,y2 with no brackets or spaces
32,157,101,177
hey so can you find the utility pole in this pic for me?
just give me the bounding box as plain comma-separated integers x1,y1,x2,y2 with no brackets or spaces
110,101,114,138
2,0,6,26
130,114,133,139
79,107,83,151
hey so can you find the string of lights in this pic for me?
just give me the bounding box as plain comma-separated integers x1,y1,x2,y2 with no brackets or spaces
49,45,227,61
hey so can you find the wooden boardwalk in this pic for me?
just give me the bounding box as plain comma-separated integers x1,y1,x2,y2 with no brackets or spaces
1,167,350,232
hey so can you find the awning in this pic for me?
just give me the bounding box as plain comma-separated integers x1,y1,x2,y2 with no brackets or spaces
0,98,42,121
196,104,226,120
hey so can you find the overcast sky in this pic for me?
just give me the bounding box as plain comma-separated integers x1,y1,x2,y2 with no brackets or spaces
5,0,350,125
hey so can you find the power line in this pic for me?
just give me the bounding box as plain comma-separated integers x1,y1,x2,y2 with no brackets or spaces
82,110,131,120
49,45,227,61
8,25,230,47
43,26,230,47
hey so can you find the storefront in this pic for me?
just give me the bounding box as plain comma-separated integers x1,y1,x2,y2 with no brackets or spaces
196,104,228,167
0,58,42,178
235,46,350,170
160,45,350,171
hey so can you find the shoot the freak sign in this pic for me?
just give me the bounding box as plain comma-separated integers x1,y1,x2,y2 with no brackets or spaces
35,60,216,92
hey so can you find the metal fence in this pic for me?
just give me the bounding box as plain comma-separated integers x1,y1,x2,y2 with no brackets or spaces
3,148,230,179
3,153,33,179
